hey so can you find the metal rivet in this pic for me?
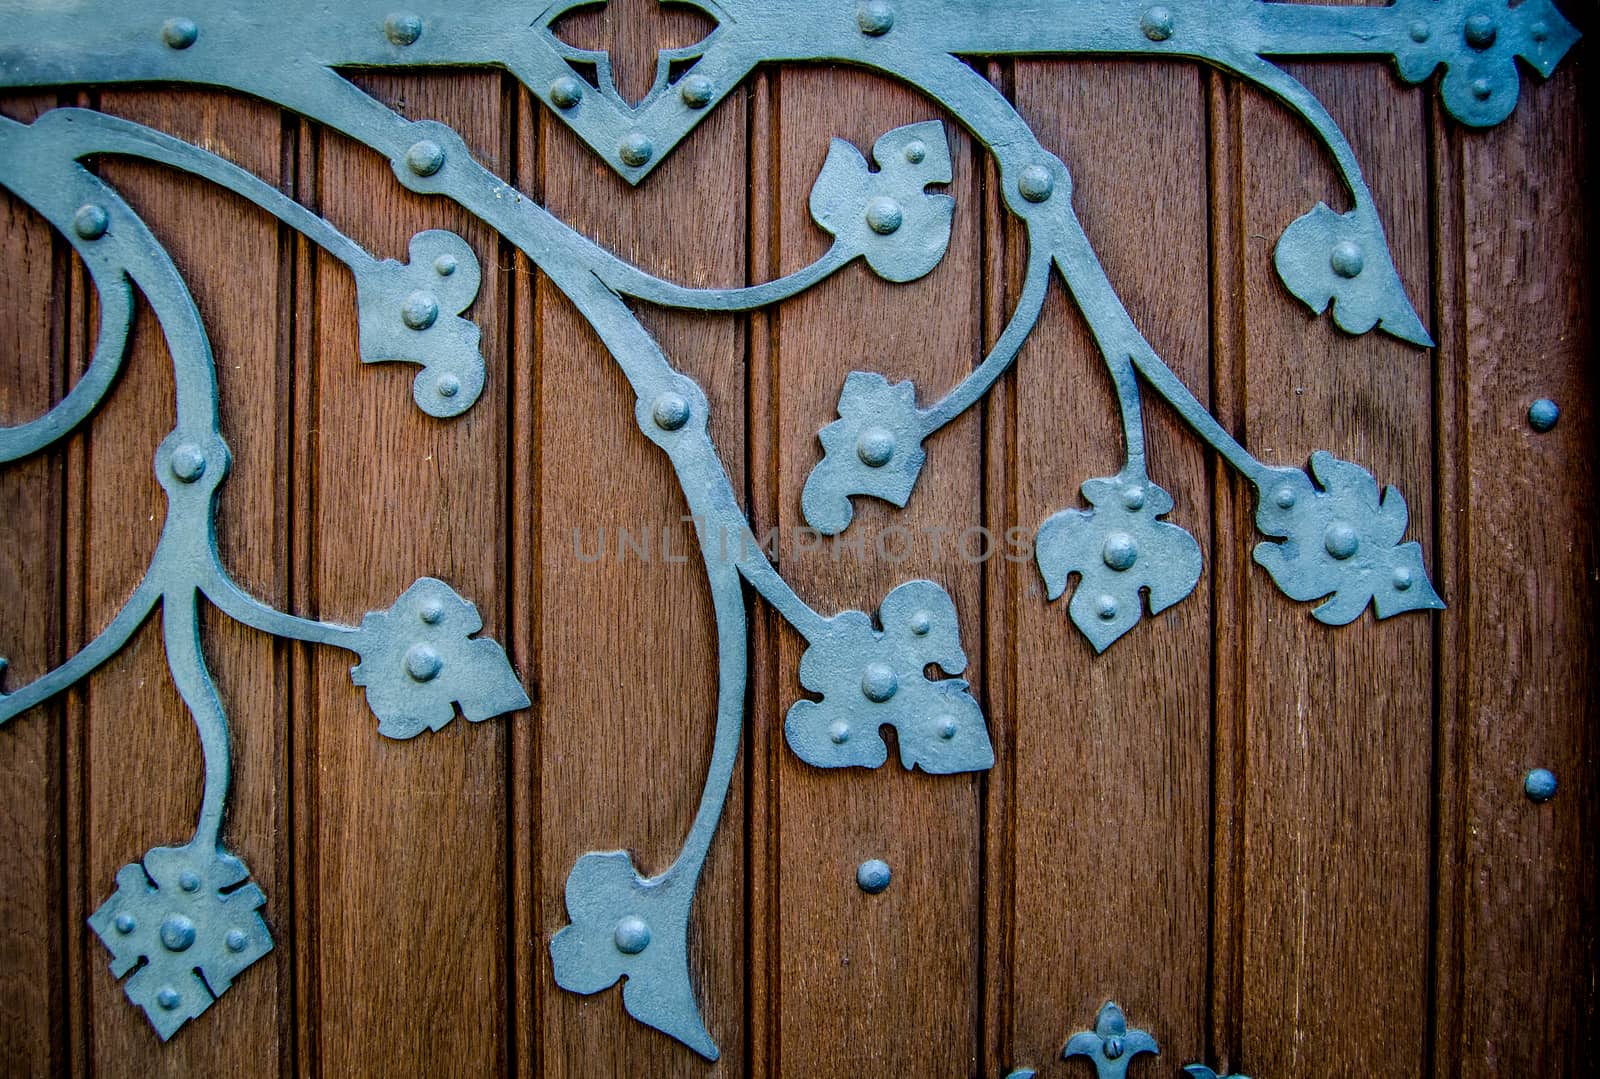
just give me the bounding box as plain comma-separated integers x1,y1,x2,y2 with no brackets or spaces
679,73,714,108
225,929,248,952
1530,21,1550,42
1274,485,1298,510
1464,14,1497,49
829,721,851,744
1121,486,1146,511
1102,532,1139,572
652,392,691,431
856,426,896,467
1471,78,1493,101
865,196,904,235
178,871,201,893
73,204,110,241
434,254,458,277
619,132,654,167
1330,240,1365,279
1018,164,1054,203
856,859,892,894
1095,594,1118,621
857,1,894,36
1409,20,1431,43
1324,521,1359,560
405,644,443,682
1104,1036,1126,1060
159,914,196,953
909,610,933,636
613,915,651,954
170,444,207,483
903,140,927,164
156,986,182,1011
437,374,461,398
1528,398,1560,432
419,600,446,625
937,715,958,740
401,291,440,331
861,663,898,703
1140,6,1174,41
115,913,137,935
405,140,445,177
384,12,423,46
1524,767,1558,803
549,75,584,109
161,18,198,49
1392,566,1414,591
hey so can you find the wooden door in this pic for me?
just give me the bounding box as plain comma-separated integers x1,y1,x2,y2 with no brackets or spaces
1,4,1594,1077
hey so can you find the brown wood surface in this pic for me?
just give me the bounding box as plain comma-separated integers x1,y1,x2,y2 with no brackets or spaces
0,25,1594,1079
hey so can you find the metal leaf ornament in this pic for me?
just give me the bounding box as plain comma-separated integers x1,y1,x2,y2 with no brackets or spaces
1184,1065,1251,1079
1063,1001,1160,1079
349,577,530,739
1253,452,1445,624
1275,204,1432,346
1036,476,1203,652
802,372,927,535
809,119,955,283
785,580,994,773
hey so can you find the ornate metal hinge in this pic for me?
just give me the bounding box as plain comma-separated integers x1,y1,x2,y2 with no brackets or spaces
0,0,1580,1058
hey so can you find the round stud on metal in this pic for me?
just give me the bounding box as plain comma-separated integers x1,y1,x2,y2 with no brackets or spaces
1095,594,1119,621
1324,521,1360,560
178,871,201,893
860,662,898,703
909,609,933,636
1121,486,1146,512
1102,532,1139,572
678,73,714,108
401,290,440,331
1330,240,1365,279
225,929,249,952
856,859,892,894
434,253,458,277
405,644,443,683
1530,20,1551,42
1104,1037,1126,1061
856,426,896,467
1471,78,1493,101
384,12,423,46
937,715,958,740
613,915,651,954
1140,5,1174,41
437,374,461,399
1392,566,1414,592
549,75,584,109
865,196,904,235
156,986,182,1011
115,913,137,935
73,204,110,241
652,391,691,431
1464,14,1497,49
1274,485,1298,510
857,1,894,36
1524,767,1558,803
904,140,927,165
159,914,197,953
1528,398,1560,432
170,444,207,484
619,132,654,168
1409,20,1431,43
828,721,851,745
405,140,446,177
1018,164,1055,204
161,17,198,49
419,599,446,625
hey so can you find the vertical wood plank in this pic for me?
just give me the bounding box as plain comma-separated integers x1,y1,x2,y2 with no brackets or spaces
308,75,509,1076
773,69,983,1076
531,9,750,1073
1235,63,1436,1076
1007,59,1214,1071
0,92,69,1079
1448,54,1597,1077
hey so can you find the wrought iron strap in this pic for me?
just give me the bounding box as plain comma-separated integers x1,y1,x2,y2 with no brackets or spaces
0,0,1580,1060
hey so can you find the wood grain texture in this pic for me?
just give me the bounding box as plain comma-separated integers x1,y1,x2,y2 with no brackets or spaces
772,67,984,1076
1008,58,1214,1073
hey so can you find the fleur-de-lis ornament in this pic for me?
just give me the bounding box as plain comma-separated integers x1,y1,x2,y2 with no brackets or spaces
1063,1001,1160,1079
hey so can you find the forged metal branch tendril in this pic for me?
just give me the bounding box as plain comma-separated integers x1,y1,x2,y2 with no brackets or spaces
0,0,1578,1056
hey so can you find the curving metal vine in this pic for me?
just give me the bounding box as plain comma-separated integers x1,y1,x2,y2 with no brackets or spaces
0,0,1579,1058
